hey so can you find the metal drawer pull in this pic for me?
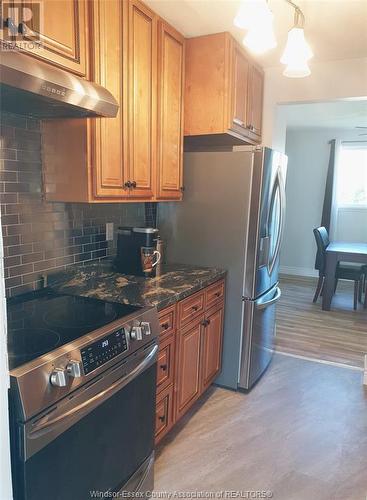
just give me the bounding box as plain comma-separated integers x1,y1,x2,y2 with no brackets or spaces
256,287,281,310
161,322,169,330
160,364,167,372
158,415,166,422
191,305,199,311
214,291,221,297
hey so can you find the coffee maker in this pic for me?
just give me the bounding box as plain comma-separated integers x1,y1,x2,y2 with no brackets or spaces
115,227,161,277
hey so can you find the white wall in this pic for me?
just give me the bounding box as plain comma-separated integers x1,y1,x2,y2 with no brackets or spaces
280,128,365,277
262,57,367,151
0,217,13,499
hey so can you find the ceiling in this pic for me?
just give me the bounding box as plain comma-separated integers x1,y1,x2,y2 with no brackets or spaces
144,0,367,67
281,99,367,129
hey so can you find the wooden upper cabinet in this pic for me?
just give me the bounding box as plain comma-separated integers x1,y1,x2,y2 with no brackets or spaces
231,44,250,133
184,32,264,150
42,0,185,203
19,0,88,76
156,20,185,200
247,64,263,138
92,0,129,199
127,0,156,200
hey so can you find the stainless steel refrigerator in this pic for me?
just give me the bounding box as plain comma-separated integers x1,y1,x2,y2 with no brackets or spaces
158,147,288,390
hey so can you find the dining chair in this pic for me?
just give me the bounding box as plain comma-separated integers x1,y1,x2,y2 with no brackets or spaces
313,227,365,310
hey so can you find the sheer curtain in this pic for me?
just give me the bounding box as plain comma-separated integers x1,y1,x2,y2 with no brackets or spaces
332,141,367,242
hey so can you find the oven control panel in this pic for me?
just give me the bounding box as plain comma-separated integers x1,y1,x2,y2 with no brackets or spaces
81,328,128,375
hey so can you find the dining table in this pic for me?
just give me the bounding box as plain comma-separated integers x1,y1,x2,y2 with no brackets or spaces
322,241,367,310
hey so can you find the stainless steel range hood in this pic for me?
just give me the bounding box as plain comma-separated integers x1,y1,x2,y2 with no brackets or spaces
0,49,119,118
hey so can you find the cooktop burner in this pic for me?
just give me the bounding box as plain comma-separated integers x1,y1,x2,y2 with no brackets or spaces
7,289,140,370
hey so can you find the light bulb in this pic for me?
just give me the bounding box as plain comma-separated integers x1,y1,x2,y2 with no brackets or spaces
234,0,272,30
283,60,311,78
243,16,277,54
280,27,313,65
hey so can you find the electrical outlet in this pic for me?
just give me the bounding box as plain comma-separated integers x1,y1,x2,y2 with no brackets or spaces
106,222,114,241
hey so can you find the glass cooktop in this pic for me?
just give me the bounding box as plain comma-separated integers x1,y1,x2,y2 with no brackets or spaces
7,289,140,370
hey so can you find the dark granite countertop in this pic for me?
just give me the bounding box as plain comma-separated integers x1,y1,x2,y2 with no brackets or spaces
48,260,226,311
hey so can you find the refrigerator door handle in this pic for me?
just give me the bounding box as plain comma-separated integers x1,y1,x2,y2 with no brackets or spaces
255,287,281,310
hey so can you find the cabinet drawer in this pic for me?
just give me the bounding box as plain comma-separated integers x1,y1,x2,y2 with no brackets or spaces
205,280,225,310
155,384,174,444
158,305,176,337
178,290,205,328
156,333,175,392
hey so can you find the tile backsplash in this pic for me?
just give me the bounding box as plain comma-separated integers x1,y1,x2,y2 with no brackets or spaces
0,112,146,298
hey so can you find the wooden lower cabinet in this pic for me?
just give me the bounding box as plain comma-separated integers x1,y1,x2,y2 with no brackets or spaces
175,318,203,420
154,278,225,445
200,304,224,392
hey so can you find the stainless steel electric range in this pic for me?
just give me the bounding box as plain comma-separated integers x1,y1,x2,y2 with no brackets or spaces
7,289,160,500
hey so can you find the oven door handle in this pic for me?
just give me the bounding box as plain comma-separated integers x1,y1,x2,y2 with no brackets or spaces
28,344,158,439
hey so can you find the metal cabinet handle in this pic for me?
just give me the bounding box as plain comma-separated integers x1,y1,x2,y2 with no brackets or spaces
214,292,221,298
191,305,198,311
3,17,18,34
161,322,169,330
124,181,132,189
158,415,166,422
131,181,137,188
201,319,211,327
18,22,28,35
160,364,167,372
233,118,245,127
180,186,185,192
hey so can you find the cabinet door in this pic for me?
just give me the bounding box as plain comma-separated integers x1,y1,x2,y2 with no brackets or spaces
175,319,202,420
201,304,224,392
156,20,184,200
247,64,264,138
127,0,156,199
92,0,129,199
155,384,174,444
156,333,175,393
231,43,249,132
19,0,88,76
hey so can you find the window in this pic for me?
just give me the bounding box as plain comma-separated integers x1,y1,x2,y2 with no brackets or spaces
336,143,367,207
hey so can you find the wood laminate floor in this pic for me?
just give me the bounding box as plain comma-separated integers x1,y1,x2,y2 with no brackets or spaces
275,277,367,369
155,355,367,500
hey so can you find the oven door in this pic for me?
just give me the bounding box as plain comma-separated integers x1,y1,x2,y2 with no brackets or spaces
13,342,158,500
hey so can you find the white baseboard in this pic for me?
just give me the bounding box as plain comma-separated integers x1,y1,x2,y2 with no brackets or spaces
279,265,318,278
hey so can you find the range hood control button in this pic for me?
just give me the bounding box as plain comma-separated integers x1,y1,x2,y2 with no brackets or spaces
50,368,68,387
66,360,83,378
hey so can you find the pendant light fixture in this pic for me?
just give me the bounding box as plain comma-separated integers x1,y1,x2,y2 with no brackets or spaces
280,0,313,77
233,0,313,77
234,0,277,55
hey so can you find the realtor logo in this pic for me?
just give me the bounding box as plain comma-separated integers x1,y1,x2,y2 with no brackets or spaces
1,1,42,49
